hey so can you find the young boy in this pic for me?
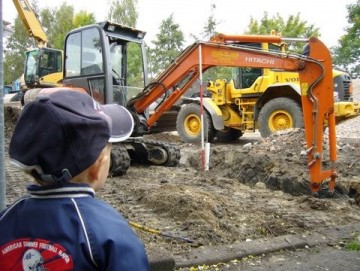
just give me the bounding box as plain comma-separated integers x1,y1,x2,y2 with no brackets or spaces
0,89,150,270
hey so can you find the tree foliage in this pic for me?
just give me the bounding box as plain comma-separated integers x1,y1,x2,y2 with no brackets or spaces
332,0,360,76
72,11,96,29
3,17,32,84
201,4,219,40
245,12,320,53
149,14,184,76
40,3,75,50
198,4,231,82
189,3,219,42
107,0,138,27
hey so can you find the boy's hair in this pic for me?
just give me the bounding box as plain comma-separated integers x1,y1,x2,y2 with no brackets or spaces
9,89,134,183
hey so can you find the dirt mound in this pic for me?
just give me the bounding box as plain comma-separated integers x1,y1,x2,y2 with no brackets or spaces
4,104,21,139
176,128,360,197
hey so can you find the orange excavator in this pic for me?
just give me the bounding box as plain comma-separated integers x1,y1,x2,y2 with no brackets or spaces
27,22,337,195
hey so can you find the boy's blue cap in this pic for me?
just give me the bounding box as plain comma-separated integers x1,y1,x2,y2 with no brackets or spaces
9,89,134,183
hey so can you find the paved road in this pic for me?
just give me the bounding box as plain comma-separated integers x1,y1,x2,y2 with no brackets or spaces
198,245,360,271
170,223,360,271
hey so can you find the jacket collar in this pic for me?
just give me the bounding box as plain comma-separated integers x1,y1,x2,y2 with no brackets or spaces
27,183,95,198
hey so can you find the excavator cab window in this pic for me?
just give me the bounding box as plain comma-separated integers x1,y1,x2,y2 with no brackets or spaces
25,48,63,87
38,50,62,77
65,28,103,76
110,40,146,106
64,27,106,103
64,23,148,106
24,49,39,86
111,42,127,106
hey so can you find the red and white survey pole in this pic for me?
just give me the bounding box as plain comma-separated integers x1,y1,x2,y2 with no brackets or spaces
199,44,210,171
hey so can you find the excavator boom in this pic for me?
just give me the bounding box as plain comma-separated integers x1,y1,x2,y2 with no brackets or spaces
13,0,48,47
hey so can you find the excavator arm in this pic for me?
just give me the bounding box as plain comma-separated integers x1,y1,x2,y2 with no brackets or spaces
129,34,337,194
298,37,337,194
13,0,48,47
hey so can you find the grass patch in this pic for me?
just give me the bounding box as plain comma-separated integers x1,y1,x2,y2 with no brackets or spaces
346,234,360,251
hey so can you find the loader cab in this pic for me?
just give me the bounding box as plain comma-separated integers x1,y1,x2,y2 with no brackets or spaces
24,47,63,88
63,21,148,106
232,42,283,89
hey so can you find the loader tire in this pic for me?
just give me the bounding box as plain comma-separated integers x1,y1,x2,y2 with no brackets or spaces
216,128,243,142
258,97,303,138
176,103,216,143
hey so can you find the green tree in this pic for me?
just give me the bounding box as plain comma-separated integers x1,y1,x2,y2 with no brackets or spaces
3,0,42,84
40,3,75,49
3,17,32,84
190,3,219,41
106,0,143,86
201,4,219,40
246,12,320,53
332,0,360,76
196,4,231,82
150,14,184,76
72,11,96,28
107,0,138,27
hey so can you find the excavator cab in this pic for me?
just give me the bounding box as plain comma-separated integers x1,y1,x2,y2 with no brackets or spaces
13,0,64,89
24,47,63,88
62,22,148,109
62,22,179,174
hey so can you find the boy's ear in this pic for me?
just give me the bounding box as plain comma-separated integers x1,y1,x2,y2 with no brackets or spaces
89,154,105,182
88,159,101,183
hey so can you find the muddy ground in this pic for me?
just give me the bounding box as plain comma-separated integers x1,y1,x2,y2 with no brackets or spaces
3,99,360,268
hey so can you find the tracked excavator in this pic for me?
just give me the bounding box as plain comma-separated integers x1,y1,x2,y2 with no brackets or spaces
13,0,63,88
26,21,337,194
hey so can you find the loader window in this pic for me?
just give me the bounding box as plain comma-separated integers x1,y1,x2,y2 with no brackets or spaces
230,42,262,89
233,67,262,89
269,43,282,53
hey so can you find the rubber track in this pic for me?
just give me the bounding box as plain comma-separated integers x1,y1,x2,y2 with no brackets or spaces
128,138,180,166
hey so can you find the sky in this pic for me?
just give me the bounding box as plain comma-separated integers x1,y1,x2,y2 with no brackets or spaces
3,0,357,48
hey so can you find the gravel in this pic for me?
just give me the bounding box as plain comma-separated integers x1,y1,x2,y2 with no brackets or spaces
331,79,360,141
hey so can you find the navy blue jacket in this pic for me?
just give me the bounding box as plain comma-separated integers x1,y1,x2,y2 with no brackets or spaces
0,183,150,270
